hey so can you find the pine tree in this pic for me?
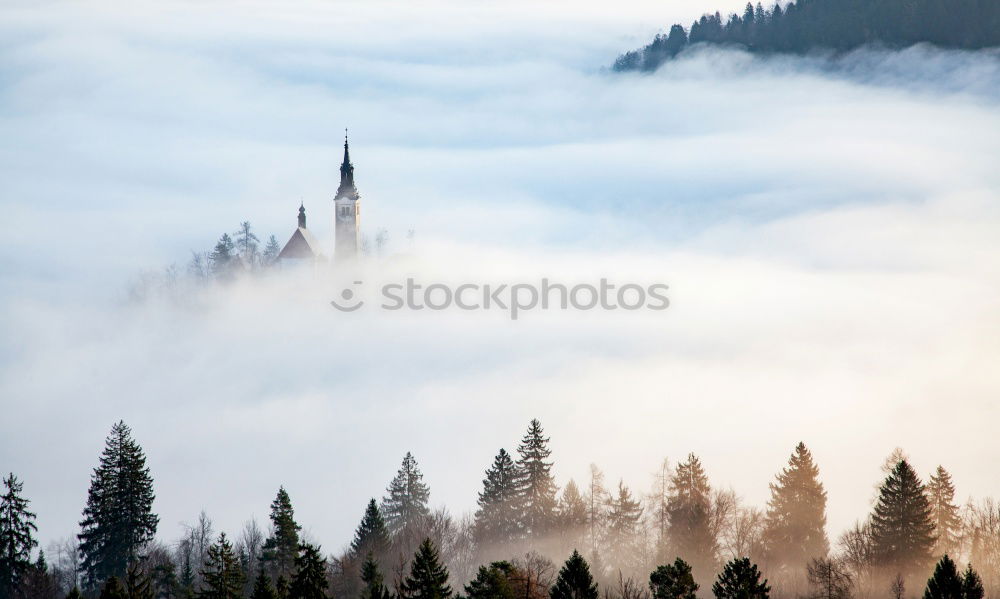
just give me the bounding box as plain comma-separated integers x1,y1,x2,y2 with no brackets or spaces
19,549,59,599
152,563,179,599
177,550,195,599
586,467,608,560
870,460,936,579
399,539,450,599
926,468,961,559
382,454,431,538
666,454,717,584
605,481,643,574
515,420,557,539
199,534,244,599
922,555,961,599
262,488,301,582
0,474,38,599
463,562,516,599
549,551,597,599
474,449,521,549
960,565,983,599
100,577,127,599
67,587,82,599
712,558,770,599
250,570,276,599
288,544,327,599
556,481,588,550
762,443,829,573
649,558,699,599
351,500,390,561
262,236,281,267
234,222,260,267
125,562,154,599
649,459,672,566
78,421,159,591
209,234,237,278
359,554,391,599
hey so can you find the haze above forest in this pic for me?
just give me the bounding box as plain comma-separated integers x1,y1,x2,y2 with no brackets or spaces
1,0,999,582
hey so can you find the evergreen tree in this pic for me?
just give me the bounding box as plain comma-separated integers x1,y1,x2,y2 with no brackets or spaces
605,481,643,574
177,550,195,599
556,481,588,550
399,540,450,599
926,468,961,559
762,443,829,574
922,555,961,599
870,460,936,580
382,454,431,538
288,545,327,599
209,234,237,278
463,562,516,599
262,488,301,582
0,474,38,599
666,454,717,584
359,554,391,599
960,565,983,599
586,467,608,560
125,562,153,599
515,420,557,539
549,551,597,599
351,500,390,561
78,421,159,591
712,558,770,599
67,588,82,599
234,222,260,267
262,236,281,267
649,558,699,599
100,578,127,599
613,0,1000,71
250,570,276,599
474,449,521,549
19,550,59,599
199,534,244,599
152,563,178,599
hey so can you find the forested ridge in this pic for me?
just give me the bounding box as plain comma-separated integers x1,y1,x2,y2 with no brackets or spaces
3,420,1000,599
612,0,1000,72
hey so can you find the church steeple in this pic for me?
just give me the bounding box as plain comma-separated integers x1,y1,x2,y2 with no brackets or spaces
297,202,306,228
336,130,358,201
333,129,361,262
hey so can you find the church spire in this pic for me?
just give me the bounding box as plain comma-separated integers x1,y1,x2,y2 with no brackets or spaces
336,129,358,200
298,202,306,228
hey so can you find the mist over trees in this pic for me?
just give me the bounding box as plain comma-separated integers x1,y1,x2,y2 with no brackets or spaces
612,0,1000,72
128,220,414,303
5,420,1000,599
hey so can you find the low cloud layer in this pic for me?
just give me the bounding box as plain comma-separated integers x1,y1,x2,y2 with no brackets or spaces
1,0,999,558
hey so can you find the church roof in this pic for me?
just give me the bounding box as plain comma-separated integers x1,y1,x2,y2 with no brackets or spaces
278,226,324,260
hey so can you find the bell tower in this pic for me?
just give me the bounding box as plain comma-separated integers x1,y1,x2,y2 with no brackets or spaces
334,131,360,262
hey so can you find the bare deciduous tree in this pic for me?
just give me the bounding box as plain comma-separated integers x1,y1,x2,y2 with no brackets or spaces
807,557,853,599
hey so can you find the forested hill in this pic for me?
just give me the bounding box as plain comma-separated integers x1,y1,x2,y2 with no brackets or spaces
613,0,1000,72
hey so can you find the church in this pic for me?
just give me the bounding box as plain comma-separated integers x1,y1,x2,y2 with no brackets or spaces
277,134,361,265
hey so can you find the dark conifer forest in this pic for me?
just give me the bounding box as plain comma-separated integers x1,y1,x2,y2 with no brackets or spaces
2,421,999,599
612,0,1000,72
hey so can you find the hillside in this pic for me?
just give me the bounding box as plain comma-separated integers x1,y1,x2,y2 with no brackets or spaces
614,0,1000,71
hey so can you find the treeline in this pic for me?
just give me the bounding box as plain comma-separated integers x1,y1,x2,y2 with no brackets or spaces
612,0,1000,72
127,221,404,302
3,421,1000,599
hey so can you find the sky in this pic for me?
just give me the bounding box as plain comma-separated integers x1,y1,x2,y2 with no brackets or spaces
1,0,1000,562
